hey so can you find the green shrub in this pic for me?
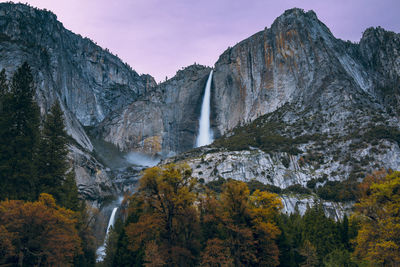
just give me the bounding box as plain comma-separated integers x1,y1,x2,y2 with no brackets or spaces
246,179,281,194
282,184,311,195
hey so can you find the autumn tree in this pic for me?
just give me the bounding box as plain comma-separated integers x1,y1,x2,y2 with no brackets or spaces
200,180,282,267
200,238,233,267
0,193,82,266
124,164,201,266
249,189,282,265
353,170,400,266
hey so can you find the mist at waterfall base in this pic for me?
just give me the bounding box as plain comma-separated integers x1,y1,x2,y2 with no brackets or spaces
196,70,213,147
124,152,160,167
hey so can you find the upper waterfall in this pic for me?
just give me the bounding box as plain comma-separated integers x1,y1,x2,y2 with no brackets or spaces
196,70,214,147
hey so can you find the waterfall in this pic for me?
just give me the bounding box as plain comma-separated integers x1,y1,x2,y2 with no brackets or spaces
196,70,213,147
96,207,118,262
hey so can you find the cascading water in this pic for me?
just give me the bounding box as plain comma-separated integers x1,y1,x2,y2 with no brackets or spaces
96,207,118,262
196,70,213,147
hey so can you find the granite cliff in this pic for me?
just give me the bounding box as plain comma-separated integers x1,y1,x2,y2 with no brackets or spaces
0,3,155,201
160,9,400,213
1,4,400,215
94,64,212,156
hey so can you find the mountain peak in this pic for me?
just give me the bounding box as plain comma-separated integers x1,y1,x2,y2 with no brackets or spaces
272,8,318,25
269,8,333,43
0,2,57,20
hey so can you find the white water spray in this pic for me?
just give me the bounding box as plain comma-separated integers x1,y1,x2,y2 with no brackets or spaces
196,70,213,147
96,207,118,262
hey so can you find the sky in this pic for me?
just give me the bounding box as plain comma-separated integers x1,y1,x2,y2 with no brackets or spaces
7,0,400,82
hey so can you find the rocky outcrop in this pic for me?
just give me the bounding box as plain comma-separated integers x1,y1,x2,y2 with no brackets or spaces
165,136,400,189
95,64,212,155
281,195,353,220
68,145,116,202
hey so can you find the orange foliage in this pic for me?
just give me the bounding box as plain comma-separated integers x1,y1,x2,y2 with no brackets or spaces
0,193,81,266
357,169,388,199
201,238,233,267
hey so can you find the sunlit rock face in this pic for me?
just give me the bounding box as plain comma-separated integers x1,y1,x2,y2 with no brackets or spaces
212,8,375,135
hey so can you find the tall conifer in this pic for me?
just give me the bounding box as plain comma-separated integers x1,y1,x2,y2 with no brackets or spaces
0,69,11,199
0,63,40,200
37,101,69,203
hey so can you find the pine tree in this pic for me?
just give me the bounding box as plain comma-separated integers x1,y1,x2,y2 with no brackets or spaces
0,69,11,199
60,171,80,211
0,69,7,98
0,63,40,200
36,101,70,203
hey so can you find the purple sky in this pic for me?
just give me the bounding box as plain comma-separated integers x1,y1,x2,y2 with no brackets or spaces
10,0,400,82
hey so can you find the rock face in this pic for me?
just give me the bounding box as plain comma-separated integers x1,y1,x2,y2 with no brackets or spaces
0,3,155,200
1,3,400,211
0,3,155,128
212,8,384,135
95,65,212,155
68,145,117,202
158,9,400,193
168,138,400,189
158,9,400,217
99,8,400,159
280,195,352,220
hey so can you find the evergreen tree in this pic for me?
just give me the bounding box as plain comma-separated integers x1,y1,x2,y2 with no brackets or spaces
0,69,10,199
277,209,304,266
61,171,80,211
36,100,70,203
340,214,350,249
0,69,7,99
0,63,40,200
302,203,341,263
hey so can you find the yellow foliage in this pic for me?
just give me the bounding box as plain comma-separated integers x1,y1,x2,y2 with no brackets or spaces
353,171,400,266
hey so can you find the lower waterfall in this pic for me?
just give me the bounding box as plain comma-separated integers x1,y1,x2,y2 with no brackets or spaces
96,207,118,262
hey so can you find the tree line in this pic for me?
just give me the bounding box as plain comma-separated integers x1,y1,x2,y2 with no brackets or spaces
102,167,400,267
0,63,96,266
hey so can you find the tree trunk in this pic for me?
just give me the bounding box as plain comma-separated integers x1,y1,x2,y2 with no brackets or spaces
17,249,24,267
